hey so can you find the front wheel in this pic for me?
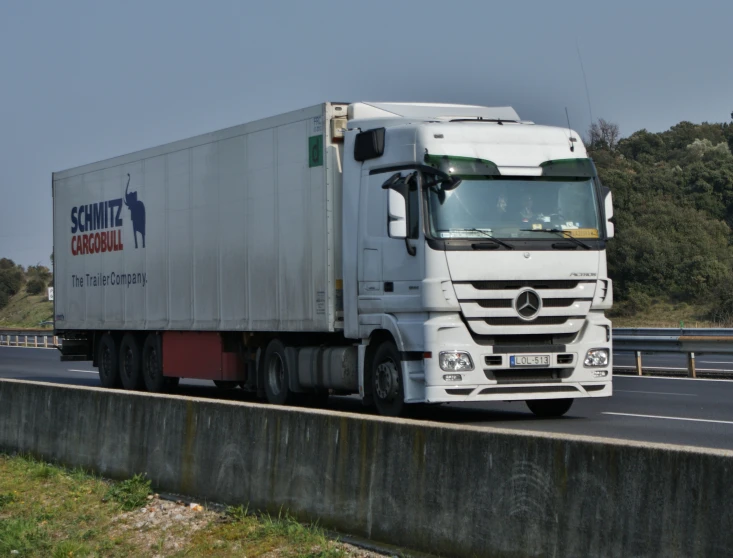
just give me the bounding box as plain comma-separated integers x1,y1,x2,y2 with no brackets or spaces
526,398,574,417
263,339,296,405
371,341,405,417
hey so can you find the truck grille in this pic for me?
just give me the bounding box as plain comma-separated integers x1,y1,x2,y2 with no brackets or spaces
477,298,575,309
484,316,578,326
470,280,580,290
454,280,596,335
486,368,573,383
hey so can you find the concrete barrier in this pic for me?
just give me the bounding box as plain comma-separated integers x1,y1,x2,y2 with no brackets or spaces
1,379,731,557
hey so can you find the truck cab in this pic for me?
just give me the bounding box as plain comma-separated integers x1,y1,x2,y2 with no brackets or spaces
341,103,614,416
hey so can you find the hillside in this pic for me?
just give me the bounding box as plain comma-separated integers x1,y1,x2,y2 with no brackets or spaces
591,118,733,325
0,290,54,329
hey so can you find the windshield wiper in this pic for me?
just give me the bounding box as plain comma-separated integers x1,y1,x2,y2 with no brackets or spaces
519,228,592,250
443,228,514,250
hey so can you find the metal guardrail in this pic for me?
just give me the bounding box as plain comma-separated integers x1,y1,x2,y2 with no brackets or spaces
613,328,733,378
0,329,59,349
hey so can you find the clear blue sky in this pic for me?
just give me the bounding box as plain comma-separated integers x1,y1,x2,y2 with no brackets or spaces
2,0,731,267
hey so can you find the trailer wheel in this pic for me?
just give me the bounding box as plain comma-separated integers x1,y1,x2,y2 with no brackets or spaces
142,334,166,393
119,334,144,390
263,339,296,406
372,341,405,417
526,398,574,417
98,334,121,388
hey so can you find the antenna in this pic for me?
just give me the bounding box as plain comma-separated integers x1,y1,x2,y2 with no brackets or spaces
576,40,594,127
565,107,575,152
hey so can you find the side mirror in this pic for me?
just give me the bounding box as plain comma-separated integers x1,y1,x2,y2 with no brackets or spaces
388,189,408,238
604,189,614,239
443,175,463,190
354,128,386,162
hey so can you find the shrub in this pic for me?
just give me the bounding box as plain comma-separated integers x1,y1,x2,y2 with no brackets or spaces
26,278,45,295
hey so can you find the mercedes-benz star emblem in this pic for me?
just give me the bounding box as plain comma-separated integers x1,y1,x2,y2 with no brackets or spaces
514,289,542,320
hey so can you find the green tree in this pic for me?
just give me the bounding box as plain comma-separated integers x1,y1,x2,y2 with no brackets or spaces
0,259,25,310
26,278,45,295
26,265,51,284
591,117,733,320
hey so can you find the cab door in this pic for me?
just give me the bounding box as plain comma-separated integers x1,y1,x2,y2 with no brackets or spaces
359,170,424,314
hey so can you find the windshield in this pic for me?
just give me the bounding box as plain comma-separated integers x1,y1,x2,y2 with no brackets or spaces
426,176,602,240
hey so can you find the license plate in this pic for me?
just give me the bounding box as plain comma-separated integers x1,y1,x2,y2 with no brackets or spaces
510,354,550,367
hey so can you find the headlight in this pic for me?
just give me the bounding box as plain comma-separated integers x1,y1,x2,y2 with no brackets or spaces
584,349,609,367
439,351,474,371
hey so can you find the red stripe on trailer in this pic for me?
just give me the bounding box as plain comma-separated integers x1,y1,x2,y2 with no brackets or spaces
162,331,245,381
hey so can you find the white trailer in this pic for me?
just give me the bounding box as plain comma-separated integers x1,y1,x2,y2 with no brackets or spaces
54,101,614,416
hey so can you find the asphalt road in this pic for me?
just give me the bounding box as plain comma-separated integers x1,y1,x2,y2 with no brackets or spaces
2,346,733,451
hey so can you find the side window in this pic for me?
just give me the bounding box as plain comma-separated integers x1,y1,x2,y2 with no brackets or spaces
407,178,420,239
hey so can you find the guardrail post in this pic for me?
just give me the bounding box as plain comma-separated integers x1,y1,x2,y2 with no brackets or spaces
688,352,696,378
54,336,59,347
15,335,19,347
34,335,38,348
44,336,48,349
636,351,643,376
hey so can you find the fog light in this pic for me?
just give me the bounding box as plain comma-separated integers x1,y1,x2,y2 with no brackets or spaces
584,349,609,367
443,374,463,382
593,370,608,378
439,351,474,371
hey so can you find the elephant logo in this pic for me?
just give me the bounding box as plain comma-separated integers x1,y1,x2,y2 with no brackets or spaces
124,174,146,249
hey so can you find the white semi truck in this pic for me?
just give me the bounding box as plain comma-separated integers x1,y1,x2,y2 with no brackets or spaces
53,102,614,417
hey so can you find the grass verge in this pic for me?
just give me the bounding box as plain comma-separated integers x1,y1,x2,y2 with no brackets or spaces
0,291,53,329
0,454,389,557
610,300,718,328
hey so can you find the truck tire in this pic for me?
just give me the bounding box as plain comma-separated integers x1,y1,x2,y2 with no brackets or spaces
98,334,121,388
372,341,406,417
119,334,144,390
263,339,296,406
526,398,574,417
142,334,166,393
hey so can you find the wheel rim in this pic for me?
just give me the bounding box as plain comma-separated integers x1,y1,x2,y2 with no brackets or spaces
267,354,285,396
375,358,399,402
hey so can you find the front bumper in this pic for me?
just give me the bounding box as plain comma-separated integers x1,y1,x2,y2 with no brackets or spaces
421,312,612,403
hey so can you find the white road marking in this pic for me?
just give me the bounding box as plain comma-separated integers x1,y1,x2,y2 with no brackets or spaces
603,412,733,426
615,389,696,396
67,369,97,374
615,365,733,374
616,374,733,383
